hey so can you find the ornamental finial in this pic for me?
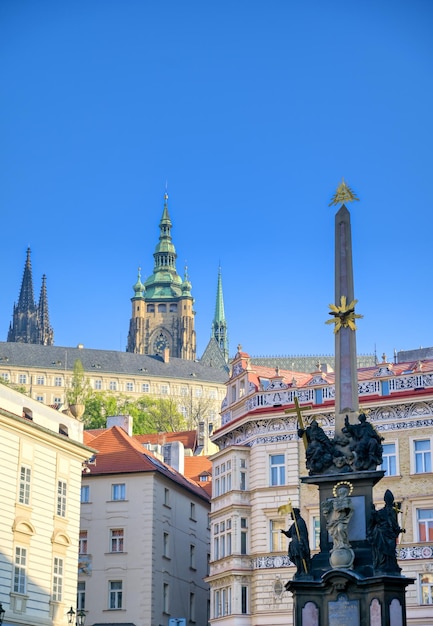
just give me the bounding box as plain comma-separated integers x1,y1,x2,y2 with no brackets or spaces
329,178,359,207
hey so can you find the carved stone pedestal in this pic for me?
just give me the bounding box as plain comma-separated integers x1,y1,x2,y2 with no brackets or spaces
287,568,413,626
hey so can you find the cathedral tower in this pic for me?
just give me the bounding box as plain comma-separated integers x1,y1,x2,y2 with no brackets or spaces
8,248,54,345
126,193,196,359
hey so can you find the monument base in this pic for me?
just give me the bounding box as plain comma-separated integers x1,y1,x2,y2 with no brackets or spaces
286,568,414,626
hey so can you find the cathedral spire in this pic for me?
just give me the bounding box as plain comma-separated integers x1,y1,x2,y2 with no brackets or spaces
7,248,53,344
211,266,229,362
38,274,54,345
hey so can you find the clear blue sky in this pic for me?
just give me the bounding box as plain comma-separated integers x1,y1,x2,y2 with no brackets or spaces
1,1,432,361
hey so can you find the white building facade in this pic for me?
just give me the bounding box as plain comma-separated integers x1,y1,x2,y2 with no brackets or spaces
0,384,92,626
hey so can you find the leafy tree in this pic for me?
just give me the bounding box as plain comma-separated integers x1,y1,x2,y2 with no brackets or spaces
66,359,91,406
81,391,186,434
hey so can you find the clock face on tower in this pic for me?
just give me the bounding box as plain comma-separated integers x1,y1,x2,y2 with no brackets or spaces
154,332,169,355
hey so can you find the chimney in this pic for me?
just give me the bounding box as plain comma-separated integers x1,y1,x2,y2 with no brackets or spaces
106,414,133,436
163,347,170,363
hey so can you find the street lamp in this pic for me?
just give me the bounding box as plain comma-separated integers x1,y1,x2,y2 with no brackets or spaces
66,607,86,626
0,603,5,625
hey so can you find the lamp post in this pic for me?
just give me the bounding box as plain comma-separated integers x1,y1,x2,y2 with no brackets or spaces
66,607,86,626
0,603,5,625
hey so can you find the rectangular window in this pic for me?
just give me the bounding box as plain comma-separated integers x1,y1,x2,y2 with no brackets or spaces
109,381,117,391
54,376,63,386
19,465,31,505
241,518,248,555
54,396,62,404
109,581,122,609
417,508,433,542
77,581,86,610
94,380,102,390
142,383,150,393
241,585,248,614
36,395,44,402
214,460,232,497
19,374,27,384
126,382,134,392
36,375,45,385
79,531,88,555
52,557,63,601
161,384,169,395
420,573,433,604
190,502,196,520
163,582,169,613
270,454,285,486
81,485,90,503
112,483,126,501
189,592,196,622
164,487,170,506
110,529,124,552
414,439,432,473
214,587,231,617
270,519,285,552
381,442,397,476
1,372,9,381
195,387,203,397
190,544,196,569
181,387,188,396
163,532,169,558
57,480,67,517
13,546,27,594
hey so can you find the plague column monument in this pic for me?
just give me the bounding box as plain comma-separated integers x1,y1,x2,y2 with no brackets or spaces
286,181,413,626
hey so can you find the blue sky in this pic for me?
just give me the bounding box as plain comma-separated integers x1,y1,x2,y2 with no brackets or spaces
1,0,433,361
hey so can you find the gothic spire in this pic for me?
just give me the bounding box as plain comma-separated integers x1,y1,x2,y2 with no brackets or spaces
211,266,229,362
38,274,54,345
17,247,37,313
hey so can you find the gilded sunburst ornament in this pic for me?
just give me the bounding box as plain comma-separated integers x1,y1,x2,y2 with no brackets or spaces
326,295,363,333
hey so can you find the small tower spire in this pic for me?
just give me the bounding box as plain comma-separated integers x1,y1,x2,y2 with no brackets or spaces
211,266,229,362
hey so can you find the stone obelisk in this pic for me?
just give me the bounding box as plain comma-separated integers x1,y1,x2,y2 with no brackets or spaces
327,181,362,436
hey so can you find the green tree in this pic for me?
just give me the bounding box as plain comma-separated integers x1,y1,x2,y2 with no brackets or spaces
66,359,91,406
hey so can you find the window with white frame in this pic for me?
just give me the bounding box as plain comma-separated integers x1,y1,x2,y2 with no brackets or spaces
190,502,196,520
417,508,433,542
36,375,45,385
19,374,27,384
214,586,231,617
36,395,44,402
142,383,150,393
163,582,169,613
208,389,217,399
110,528,124,552
420,573,433,604
164,487,170,506
1,372,9,381
213,519,232,560
13,546,27,594
79,530,88,554
270,454,285,486
52,557,64,601
54,376,62,386
109,581,122,609
241,585,248,614
214,460,232,496
94,379,102,390
312,515,321,550
180,405,188,417
81,485,90,503
109,381,117,391
57,480,67,517
239,458,247,490
161,384,169,395
19,465,31,505
77,581,86,610
54,396,62,404
381,442,398,476
111,483,126,501
126,382,134,392
240,517,248,554
181,387,188,396
414,439,432,473
270,519,285,552
195,387,203,397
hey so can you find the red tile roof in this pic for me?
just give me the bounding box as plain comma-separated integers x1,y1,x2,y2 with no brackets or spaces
84,426,209,502
134,429,197,450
